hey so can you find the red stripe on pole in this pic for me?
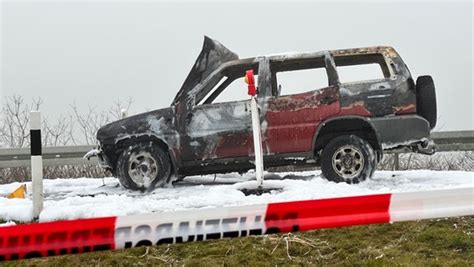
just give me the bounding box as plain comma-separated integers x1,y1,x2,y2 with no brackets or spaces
264,194,391,233
0,217,116,261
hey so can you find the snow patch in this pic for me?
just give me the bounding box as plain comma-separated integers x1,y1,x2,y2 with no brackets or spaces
190,141,200,147
382,138,424,149
187,103,250,138
0,170,472,223
147,116,166,135
369,81,391,91
0,221,16,227
339,87,356,96
83,149,100,159
367,94,390,99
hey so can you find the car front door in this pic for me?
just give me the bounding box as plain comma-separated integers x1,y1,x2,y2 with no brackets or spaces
180,64,262,162
182,99,253,161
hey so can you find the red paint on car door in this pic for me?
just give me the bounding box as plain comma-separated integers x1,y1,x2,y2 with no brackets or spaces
263,86,340,154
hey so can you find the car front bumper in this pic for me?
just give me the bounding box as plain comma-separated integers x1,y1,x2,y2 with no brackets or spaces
84,145,114,170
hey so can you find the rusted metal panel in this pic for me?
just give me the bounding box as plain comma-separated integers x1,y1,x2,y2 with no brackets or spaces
331,46,399,59
264,87,340,154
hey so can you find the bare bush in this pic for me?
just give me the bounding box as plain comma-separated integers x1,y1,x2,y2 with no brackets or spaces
0,95,133,148
0,165,107,184
0,95,42,148
43,165,107,180
42,115,76,147
378,151,474,171
70,97,132,145
0,95,133,182
0,167,31,184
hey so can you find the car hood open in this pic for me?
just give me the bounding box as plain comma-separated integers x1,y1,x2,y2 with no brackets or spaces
171,36,239,105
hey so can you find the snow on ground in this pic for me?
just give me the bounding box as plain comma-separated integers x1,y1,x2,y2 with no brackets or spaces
0,170,472,223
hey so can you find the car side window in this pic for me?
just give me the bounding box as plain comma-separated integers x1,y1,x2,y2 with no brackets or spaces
270,57,329,97
211,75,258,104
199,65,259,105
333,53,391,84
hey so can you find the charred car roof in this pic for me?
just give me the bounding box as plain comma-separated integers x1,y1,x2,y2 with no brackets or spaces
172,36,399,106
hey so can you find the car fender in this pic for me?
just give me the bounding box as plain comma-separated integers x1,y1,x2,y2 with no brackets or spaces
312,115,382,153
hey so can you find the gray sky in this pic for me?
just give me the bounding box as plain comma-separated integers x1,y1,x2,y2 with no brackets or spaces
1,0,473,131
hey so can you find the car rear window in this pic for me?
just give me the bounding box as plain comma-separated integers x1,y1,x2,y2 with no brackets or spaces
336,63,385,83
334,53,390,84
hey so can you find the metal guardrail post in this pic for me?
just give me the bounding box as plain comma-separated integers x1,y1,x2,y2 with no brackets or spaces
393,153,400,171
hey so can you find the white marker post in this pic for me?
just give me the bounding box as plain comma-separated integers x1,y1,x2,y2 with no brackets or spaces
245,70,265,190
250,97,264,188
30,111,43,219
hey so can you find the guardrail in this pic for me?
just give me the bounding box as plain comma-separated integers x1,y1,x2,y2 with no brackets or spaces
0,131,472,169
0,145,97,168
430,130,474,152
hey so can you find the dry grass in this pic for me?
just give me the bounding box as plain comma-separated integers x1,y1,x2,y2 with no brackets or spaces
5,217,473,266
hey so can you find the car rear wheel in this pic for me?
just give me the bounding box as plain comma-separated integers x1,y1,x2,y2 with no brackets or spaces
321,135,376,184
116,142,171,191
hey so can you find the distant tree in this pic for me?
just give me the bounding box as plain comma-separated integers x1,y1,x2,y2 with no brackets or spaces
0,95,42,148
0,95,133,147
70,97,133,145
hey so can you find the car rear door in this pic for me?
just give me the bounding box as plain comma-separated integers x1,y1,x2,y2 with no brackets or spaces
261,54,341,155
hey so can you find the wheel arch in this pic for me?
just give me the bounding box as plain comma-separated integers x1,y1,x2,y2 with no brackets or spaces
313,116,382,156
114,134,178,177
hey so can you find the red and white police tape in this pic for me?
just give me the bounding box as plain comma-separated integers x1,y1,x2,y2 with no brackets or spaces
1,187,472,261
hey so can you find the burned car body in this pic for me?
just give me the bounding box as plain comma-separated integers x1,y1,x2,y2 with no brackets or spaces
93,37,436,190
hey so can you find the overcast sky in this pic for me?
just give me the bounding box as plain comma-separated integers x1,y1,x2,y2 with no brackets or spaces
1,0,473,131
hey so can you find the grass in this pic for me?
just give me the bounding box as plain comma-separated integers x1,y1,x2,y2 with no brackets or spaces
4,216,473,266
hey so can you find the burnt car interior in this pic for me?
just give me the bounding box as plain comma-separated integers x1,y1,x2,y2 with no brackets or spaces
191,52,395,107
270,56,330,97
200,61,259,105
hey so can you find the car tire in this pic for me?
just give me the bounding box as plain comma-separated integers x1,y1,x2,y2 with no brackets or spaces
416,75,437,129
116,142,171,191
321,135,376,184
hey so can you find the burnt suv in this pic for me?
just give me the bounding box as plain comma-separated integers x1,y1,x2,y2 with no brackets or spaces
90,37,436,191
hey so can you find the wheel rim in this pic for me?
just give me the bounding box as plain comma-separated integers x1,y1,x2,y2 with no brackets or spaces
331,145,364,180
128,151,159,187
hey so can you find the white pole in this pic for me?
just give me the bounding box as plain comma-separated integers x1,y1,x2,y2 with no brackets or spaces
250,97,264,188
30,111,43,220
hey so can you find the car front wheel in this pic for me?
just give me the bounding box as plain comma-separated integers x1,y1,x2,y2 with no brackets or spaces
116,142,171,191
320,135,376,184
